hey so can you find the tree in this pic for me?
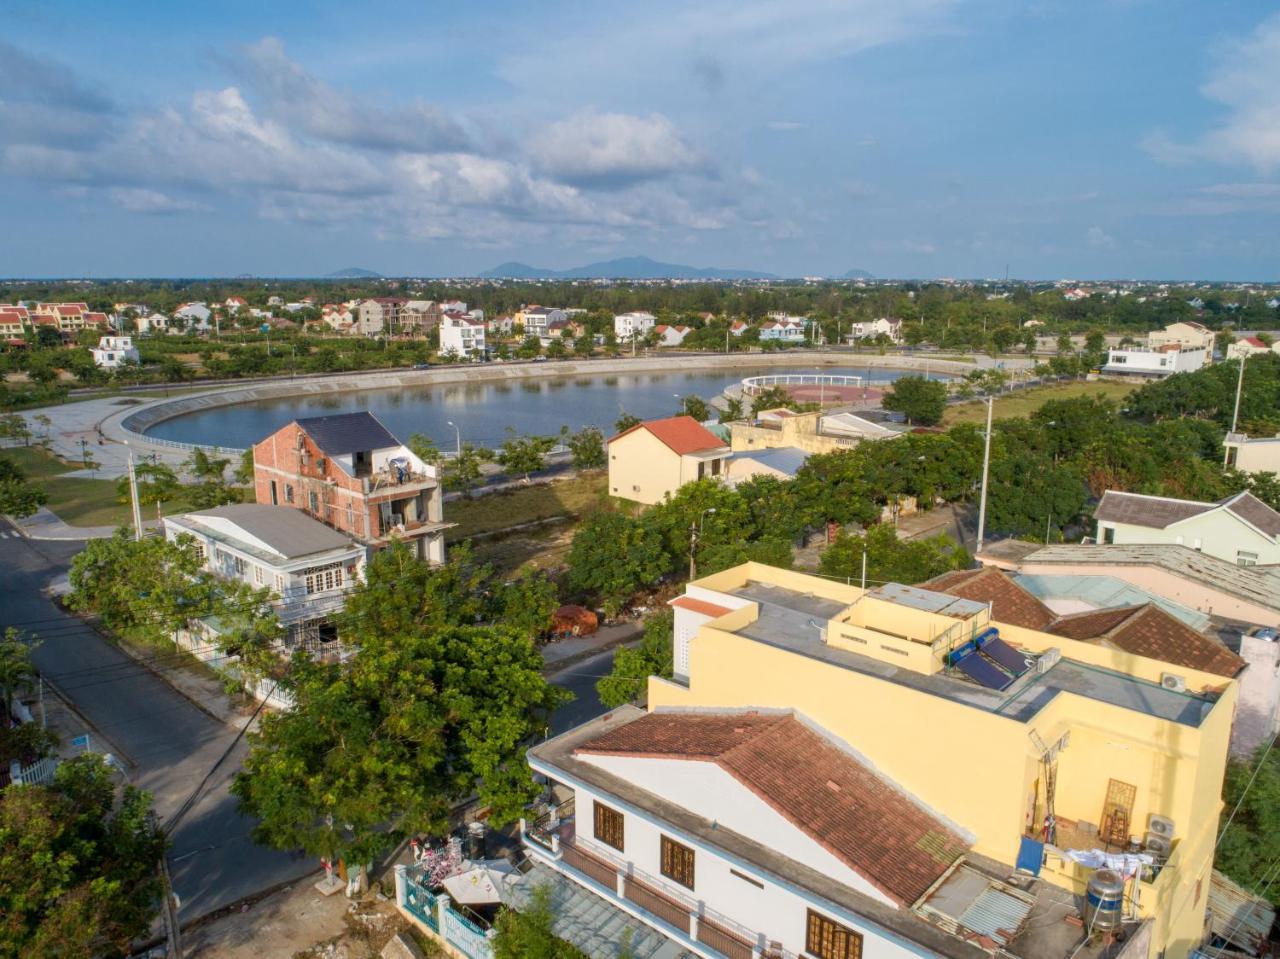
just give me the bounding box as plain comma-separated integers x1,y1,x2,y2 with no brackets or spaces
699,537,795,575
408,432,443,467
561,426,606,470
0,755,166,959
749,385,795,416
234,448,256,485
614,411,641,433
0,458,48,518
233,547,568,887
496,431,556,482
596,610,674,709
819,525,970,586
444,443,490,497
494,883,588,959
497,569,560,642
678,395,710,422
1216,743,1280,904
115,461,179,513
566,512,669,614
718,397,744,423
881,376,947,426
0,628,38,724
0,414,31,447
573,334,595,356
184,447,230,483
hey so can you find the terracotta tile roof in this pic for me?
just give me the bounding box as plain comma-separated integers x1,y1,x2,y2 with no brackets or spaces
1049,604,1244,677
1223,491,1280,538
577,711,968,906
609,415,726,455
1094,491,1214,529
668,596,733,618
923,567,1056,630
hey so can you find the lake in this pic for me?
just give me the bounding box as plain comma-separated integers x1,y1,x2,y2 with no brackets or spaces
145,366,935,450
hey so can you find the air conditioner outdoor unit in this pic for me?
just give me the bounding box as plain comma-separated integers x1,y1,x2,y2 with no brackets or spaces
1143,833,1172,859
1148,815,1175,839
1161,673,1187,693
1037,648,1063,674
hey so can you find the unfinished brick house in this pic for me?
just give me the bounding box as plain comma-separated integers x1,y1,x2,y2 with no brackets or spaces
252,411,448,564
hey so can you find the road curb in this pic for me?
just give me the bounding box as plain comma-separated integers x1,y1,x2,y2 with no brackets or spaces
542,627,640,676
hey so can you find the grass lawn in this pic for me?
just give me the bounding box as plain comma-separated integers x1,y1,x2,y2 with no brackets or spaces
1,444,246,528
942,380,1137,426
446,471,610,541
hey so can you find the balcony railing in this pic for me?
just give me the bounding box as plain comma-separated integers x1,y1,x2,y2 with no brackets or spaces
525,827,792,959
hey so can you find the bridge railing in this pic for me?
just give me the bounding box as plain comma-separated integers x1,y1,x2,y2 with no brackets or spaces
741,373,864,396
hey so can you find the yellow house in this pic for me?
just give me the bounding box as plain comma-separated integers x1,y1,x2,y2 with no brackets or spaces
651,562,1237,959
1147,320,1215,354
608,416,730,505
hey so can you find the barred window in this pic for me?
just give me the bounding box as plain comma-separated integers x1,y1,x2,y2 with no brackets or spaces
660,836,694,889
593,802,624,852
303,563,343,594
805,910,862,959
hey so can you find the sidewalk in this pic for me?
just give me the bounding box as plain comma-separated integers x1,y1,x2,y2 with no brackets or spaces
542,621,641,673
9,505,154,541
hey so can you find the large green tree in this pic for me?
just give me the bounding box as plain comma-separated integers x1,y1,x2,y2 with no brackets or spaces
566,512,669,614
597,610,674,709
233,544,568,885
0,459,47,518
0,756,166,959
819,525,970,586
881,375,948,426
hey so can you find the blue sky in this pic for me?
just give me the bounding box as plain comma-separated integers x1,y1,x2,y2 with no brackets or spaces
2,0,1279,279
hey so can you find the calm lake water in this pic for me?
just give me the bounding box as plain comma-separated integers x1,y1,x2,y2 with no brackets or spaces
146,366,933,450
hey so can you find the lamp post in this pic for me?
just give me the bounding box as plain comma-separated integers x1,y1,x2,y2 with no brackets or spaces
976,395,994,555
689,507,716,580
446,420,461,458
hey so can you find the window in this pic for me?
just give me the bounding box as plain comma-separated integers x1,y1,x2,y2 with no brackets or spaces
233,555,247,577
593,802,624,852
805,910,862,959
309,491,319,513
1238,550,1259,567
303,563,344,594
285,484,294,504
254,565,264,586
270,481,278,505
192,541,206,564
274,574,286,591
660,836,695,889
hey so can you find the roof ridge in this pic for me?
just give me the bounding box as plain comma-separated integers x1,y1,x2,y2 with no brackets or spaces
1102,489,1213,508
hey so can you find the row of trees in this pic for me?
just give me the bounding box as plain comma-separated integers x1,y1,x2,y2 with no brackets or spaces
407,425,607,494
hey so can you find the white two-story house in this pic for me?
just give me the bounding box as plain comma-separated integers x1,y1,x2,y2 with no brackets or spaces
440,311,487,359
91,335,140,369
163,503,366,653
614,311,657,340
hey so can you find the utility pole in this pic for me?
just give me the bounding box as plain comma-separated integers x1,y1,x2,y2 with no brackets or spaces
976,395,994,555
127,452,144,541
159,848,183,959
1224,353,1246,466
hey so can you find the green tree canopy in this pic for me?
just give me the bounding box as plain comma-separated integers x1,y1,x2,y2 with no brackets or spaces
596,610,674,709
0,756,166,959
566,512,669,614
0,458,47,518
819,524,970,586
881,375,948,425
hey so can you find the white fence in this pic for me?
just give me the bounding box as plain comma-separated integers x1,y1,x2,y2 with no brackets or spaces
741,373,864,395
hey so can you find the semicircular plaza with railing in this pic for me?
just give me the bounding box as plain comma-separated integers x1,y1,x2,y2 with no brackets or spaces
740,373,872,404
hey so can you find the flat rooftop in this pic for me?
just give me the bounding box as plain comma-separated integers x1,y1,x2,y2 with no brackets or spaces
726,581,1215,727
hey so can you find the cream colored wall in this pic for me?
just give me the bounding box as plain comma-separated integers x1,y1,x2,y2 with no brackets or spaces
1229,440,1280,476
1148,323,1214,351
608,430,683,505
730,420,855,455
1099,510,1280,565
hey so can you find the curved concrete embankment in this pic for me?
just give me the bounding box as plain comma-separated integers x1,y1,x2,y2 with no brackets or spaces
107,351,975,457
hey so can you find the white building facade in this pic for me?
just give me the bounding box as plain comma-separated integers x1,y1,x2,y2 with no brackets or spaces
91,335,140,368
440,312,487,359
614,311,657,340
1102,345,1207,377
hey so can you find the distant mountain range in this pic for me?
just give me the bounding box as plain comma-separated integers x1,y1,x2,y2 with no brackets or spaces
480,255,777,280
843,268,874,279
327,267,383,279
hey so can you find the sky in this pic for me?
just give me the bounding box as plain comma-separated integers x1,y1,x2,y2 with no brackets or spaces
2,0,1279,280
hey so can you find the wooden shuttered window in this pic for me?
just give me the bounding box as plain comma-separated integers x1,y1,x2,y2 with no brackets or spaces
805,910,863,959
593,802,624,851
660,835,695,889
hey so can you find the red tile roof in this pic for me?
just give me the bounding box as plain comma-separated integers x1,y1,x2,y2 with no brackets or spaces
668,596,733,618
923,567,1056,630
610,415,726,456
576,711,968,906
1048,604,1244,677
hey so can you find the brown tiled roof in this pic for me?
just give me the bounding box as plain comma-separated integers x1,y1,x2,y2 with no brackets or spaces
1094,491,1213,529
923,567,1056,630
576,711,968,906
1049,604,1244,678
610,415,726,456
1223,492,1280,538
668,596,733,618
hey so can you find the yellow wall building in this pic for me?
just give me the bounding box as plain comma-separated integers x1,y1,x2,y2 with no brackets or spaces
607,416,730,506
653,562,1237,959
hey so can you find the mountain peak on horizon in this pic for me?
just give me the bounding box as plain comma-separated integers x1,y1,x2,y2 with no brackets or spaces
480,255,776,280
327,267,382,279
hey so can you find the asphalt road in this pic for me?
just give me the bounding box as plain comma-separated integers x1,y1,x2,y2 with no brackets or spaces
547,647,618,736
0,522,311,919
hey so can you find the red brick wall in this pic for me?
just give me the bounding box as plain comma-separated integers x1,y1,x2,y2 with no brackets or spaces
252,423,377,539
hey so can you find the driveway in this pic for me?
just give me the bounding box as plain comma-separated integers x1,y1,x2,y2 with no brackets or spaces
0,522,312,920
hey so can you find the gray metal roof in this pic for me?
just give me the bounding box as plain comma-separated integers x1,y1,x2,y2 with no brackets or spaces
295,411,400,455
1094,490,1214,529
187,504,355,559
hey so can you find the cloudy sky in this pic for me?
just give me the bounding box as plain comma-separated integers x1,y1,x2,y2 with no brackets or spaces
2,0,1279,279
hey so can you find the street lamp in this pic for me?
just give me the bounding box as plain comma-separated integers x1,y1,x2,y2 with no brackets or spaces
689,507,717,580
446,420,461,458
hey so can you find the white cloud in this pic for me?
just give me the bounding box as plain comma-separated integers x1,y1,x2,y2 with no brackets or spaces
1200,182,1280,198
766,121,805,131
530,110,706,188
108,187,206,214
902,239,937,254
1086,226,1117,248
1145,13,1280,172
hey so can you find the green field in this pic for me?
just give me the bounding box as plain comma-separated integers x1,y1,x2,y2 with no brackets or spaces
942,381,1137,426
446,472,610,541
1,444,245,528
